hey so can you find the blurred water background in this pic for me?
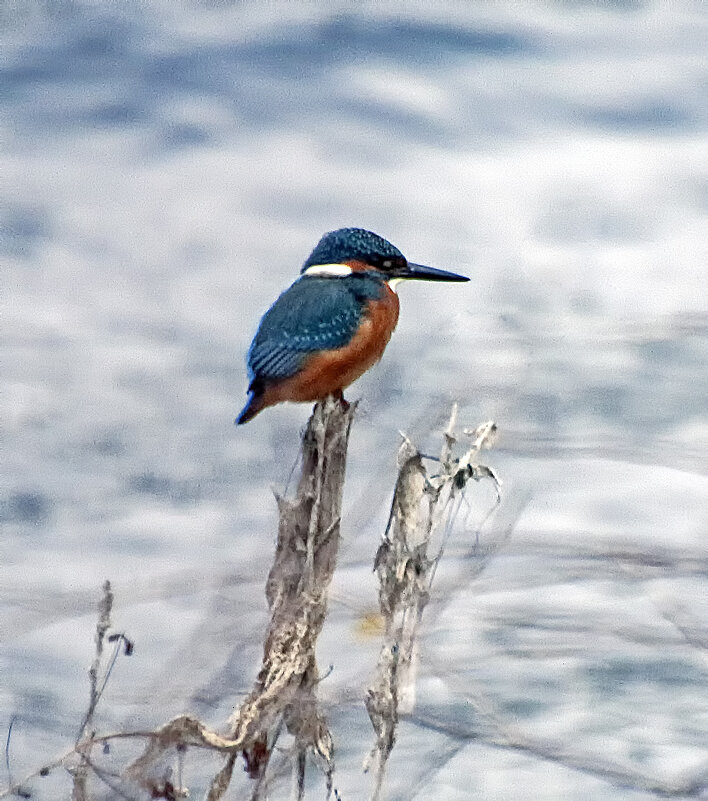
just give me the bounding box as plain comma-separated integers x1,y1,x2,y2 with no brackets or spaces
2,1,707,799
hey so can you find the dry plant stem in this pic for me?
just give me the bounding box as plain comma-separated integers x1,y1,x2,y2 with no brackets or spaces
205,394,356,801
364,447,428,801
365,408,498,801
72,580,113,801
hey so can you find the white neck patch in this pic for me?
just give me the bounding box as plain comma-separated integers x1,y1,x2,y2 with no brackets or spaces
303,263,353,278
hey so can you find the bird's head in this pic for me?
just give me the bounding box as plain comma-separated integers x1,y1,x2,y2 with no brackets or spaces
300,228,469,284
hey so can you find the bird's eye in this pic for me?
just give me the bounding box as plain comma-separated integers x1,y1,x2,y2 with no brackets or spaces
382,259,393,269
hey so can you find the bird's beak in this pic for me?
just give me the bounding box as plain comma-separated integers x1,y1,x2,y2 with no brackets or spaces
398,262,469,282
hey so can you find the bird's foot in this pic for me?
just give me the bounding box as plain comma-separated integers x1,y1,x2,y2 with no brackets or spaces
332,389,350,410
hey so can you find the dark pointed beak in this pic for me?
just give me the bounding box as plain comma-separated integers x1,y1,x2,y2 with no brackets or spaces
399,262,469,282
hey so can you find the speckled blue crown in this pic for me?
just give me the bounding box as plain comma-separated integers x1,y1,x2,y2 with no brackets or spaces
301,228,404,271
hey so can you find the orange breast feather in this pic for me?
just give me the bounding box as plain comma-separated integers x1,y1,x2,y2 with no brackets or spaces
261,285,400,406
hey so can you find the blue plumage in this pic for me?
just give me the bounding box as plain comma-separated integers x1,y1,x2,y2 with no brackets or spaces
236,227,469,424
301,228,405,272
246,273,385,389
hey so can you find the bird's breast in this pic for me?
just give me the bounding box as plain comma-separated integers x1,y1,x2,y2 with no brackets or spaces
300,283,399,393
356,282,400,355
257,283,399,405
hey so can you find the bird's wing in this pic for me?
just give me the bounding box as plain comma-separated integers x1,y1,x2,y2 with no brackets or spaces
246,277,365,384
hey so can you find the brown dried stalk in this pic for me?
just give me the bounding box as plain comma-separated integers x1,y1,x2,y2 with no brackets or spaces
365,406,499,801
204,394,355,800
72,579,114,801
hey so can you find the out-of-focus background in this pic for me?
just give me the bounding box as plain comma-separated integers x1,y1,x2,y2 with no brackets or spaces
2,2,706,799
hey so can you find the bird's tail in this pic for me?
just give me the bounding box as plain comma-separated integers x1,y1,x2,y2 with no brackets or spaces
235,390,265,425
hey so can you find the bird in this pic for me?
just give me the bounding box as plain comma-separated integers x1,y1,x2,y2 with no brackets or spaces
235,227,469,425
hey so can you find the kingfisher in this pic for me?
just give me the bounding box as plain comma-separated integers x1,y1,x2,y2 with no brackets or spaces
235,227,469,425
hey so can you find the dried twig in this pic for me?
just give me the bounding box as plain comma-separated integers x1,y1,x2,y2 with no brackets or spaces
204,395,355,799
365,406,499,800
72,579,114,801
